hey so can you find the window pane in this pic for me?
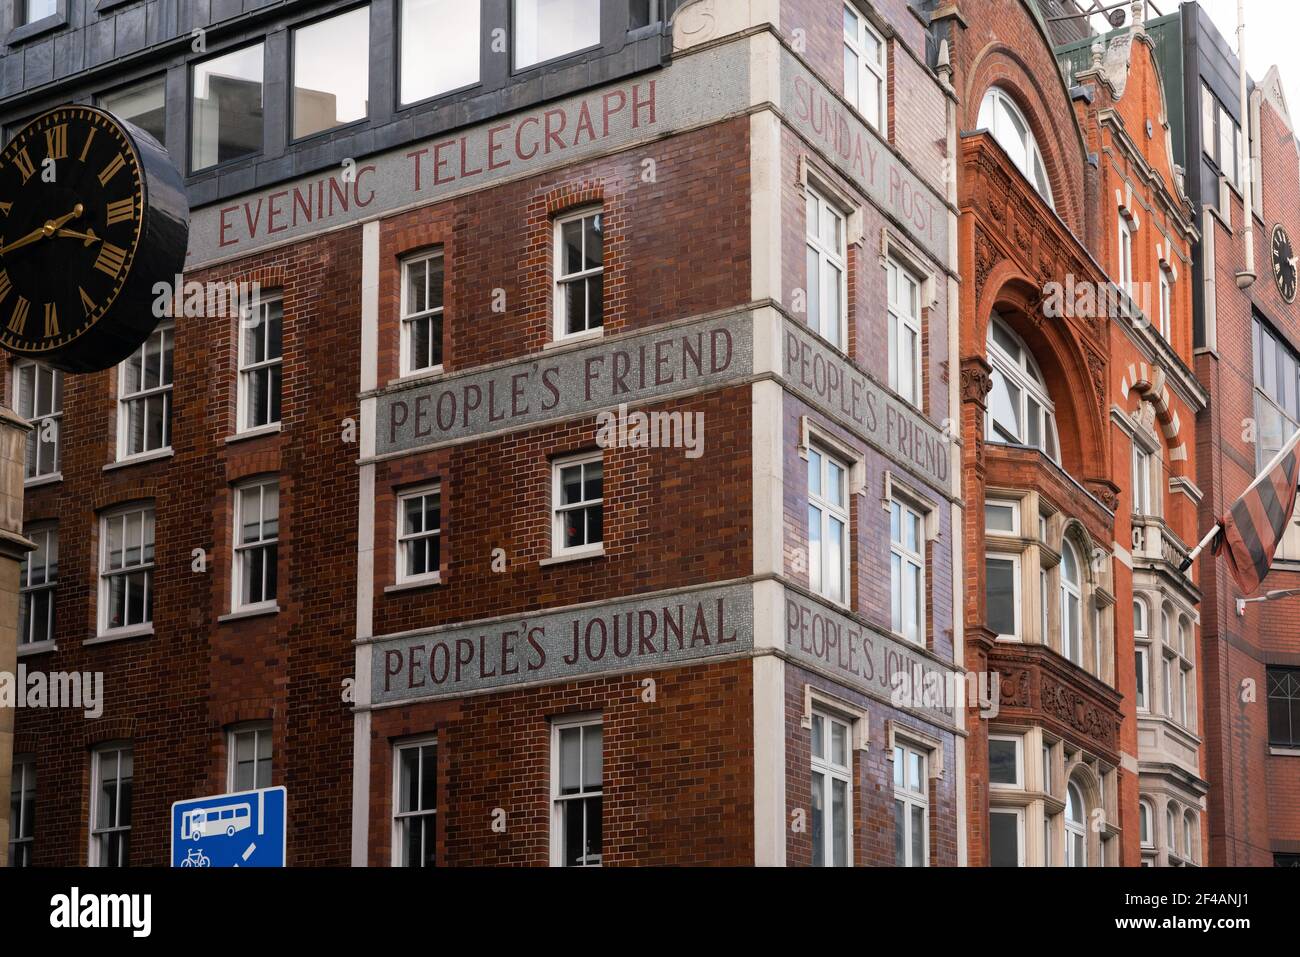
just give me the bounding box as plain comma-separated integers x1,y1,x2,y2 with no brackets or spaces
101,77,167,147
810,771,825,867
894,797,906,865
293,8,371,139
514,0,601,69
831,778,848,866
989,738,1018,785
401,0,481,104
989,811,1020,867
558,727,581,795
582,725,602,790
191,45,264,171
910,804,924,865
985,557,1016,636
24,0,55,24
985,503,1015,532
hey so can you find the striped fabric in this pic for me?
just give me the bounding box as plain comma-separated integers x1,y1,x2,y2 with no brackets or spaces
1213,448,1300,595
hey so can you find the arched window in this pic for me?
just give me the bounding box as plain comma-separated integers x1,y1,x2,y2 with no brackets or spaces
1060,541,1083,665
977,86,1053,206
986,316,1060,462
1065,781,1087,866
1134,596,1150,712
1138,798,1153,847
1183,811,1197,864
1166,803,1177,857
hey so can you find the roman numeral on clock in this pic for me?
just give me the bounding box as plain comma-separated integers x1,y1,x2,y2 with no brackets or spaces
98,153,126,186
0,201,10,216
106,198,135,225
12,148,36,184
8,296,29,335
43,302,58,338
79,128,96,163
79,286,96,316
0,270,10,304
94,242,128,278
44,125,68,161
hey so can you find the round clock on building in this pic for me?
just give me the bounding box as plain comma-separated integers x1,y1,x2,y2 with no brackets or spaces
0,105,188,373
1272,223,1297,304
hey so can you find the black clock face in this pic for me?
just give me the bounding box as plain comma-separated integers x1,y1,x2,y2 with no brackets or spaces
0,108,145,357
1273,224,1297,303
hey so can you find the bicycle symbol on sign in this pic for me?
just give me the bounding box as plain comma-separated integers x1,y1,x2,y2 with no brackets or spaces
180,848,211,867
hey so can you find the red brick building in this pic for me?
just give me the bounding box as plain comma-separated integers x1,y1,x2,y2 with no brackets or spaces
942,0,1194,867
1,0,964,867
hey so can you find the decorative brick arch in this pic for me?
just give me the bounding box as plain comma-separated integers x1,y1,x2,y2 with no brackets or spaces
972,264,1109,478
964,43,1088,239
1123,362,1189,477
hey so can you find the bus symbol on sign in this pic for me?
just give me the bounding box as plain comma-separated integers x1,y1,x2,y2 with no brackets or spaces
171,787,286,867
183,801,252,840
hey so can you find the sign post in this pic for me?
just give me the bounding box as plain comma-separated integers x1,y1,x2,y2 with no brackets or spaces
171,787,288,868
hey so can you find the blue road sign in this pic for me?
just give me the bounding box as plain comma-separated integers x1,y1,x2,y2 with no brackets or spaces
171,787,287,868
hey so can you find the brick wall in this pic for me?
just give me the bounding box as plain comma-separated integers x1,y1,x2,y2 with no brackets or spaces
6,227,361,865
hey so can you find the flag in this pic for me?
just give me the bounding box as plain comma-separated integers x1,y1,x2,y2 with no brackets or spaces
1213,429,1300,594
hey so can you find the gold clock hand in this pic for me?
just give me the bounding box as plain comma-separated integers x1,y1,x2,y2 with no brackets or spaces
0,204,85,256
55,227,100,246
0,226,48,257
45,204,84,233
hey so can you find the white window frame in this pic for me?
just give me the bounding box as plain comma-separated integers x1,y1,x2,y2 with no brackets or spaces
1117,217,1134,295
231,478,279,612
986,316,1060,461
400,249,445,376
22,0,56,26
13,359,61,482
1166,804,1177,858
1139,798,1154,847
392,735,438,867
18,523,56,647
842,2,887,130
805,185,848,351
890,495,925,645
810,708,853,867
1158,270,1172,339
984,498,1020,536
989,807,1025,867
1183,812,1197,864
1060,541,1083,665
1135,644,1150,712
1132,442,1152,515
988,733,1024,790
89,743,132,867
227,721,273,792
97,504,154,636
985,552,1021,641
887,257,923,408
116,322,174,461
550,714,602,867
551,451,603,558
893,741,928,867
808,444,850,607
1065,781,1087,867
8,753,34,866
553,206,604,341
237,293,284,433
397,483,442,585
978,86,1053,207
1162,652,1174,718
